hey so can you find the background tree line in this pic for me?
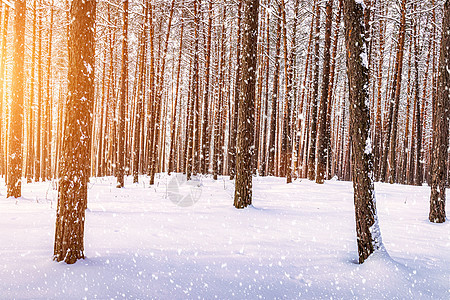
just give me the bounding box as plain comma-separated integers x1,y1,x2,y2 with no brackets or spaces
0,0,448,263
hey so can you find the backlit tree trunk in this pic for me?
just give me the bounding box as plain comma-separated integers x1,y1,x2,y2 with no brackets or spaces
7,0,26,198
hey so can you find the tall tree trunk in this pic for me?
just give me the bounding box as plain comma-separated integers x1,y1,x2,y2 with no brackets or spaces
35,2,43,182
43,1,54,180
201,0,213,175
315,0,333,184
326,0,343,179
54,0,96,264
260,2,270,176
229,0,242,180
117,0,129,188
168,2,185,174
373,1,385,181
307,2,321,180
234,0,259,209
281,0,299,183
409,19,420,186
7,0,26,198
0,6,8,178
344,0,384,264
429,0,449,224
388,0,407,184
26,0,38,183
132,1,148,183
267,2,282,176
186,0,199,181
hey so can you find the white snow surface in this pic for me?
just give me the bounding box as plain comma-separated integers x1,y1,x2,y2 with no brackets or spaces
0,175,449,299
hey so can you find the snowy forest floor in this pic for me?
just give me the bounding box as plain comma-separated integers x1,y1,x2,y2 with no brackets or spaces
0,174,449,299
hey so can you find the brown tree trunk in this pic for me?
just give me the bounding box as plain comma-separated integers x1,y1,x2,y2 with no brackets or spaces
373,1,385,181
169,2,185,175
315,0,333,184
281,0,299,183
26,0,38,183
344,0,384,264
229,0,242,180
54,0,96,264
186,0,199,181
307,2,321,181
201,0,213,175
0,6,8,178
267,2,282,176
234,0,259,209
429,0,449,224
409,19,420,186
35,2,43,182
388,0,407,184
326,0,343,180
132,2,149,183
116,0,129,188
7,0,26,198
260,2,270,176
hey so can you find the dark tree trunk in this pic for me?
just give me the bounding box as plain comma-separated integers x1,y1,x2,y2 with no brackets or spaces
234,0,259,208
54,0,96,264
429,0,449,224
344,0,384,264
315,0,333,184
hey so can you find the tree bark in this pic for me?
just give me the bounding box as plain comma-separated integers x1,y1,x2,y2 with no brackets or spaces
315,0,333,184
7,0,26,198
234,0,259,209
54,0,96,264
307,2,321,181
344,0,384,264
429,0,449,224
116,0,129,188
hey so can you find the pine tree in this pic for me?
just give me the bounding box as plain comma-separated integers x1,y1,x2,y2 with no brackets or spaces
307,1,321,181
343,0,384,263
54,0,96,264
7,0,26,198
429,0,449,224
315,0,333,184
234,0,259,208
117,0,129,188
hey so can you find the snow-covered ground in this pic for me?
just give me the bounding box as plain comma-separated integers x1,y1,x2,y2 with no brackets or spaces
0,174,448,299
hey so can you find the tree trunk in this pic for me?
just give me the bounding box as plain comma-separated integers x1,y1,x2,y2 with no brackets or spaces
315,0,333,184
307,2,321,181
281,0,299,183
229,0,242,180
267,2,282,176
116,0,129,188
0,6,8,178
7,0,26,198
234,0,259,209
388,0,407,184
201,0,213,175
344,0,384,264
429,0,449,224
54,0,96,264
